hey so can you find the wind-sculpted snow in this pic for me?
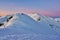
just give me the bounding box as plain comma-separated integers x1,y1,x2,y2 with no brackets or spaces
0,34,60,40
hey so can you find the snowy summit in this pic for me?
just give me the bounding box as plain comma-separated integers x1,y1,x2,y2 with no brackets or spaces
0,13,60,40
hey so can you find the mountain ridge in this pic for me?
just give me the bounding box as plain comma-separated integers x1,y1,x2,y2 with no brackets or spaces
0,13,60,40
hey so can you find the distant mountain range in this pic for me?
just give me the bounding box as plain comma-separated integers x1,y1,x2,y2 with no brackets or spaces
0,13,60,40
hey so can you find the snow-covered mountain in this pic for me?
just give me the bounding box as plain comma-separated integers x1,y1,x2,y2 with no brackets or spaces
55,18,60,22
0,13,60,40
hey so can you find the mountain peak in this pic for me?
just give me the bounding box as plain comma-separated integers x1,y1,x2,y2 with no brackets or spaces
0,13,60,29
0,15,16,28
0,13,60,40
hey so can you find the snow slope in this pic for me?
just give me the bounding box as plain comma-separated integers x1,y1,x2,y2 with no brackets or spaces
0,13,60,40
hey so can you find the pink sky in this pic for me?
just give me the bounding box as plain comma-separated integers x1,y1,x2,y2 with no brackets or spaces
0,8,60,17
0,0,60,18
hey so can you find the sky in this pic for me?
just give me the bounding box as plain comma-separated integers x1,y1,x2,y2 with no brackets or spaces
0,0,60,17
